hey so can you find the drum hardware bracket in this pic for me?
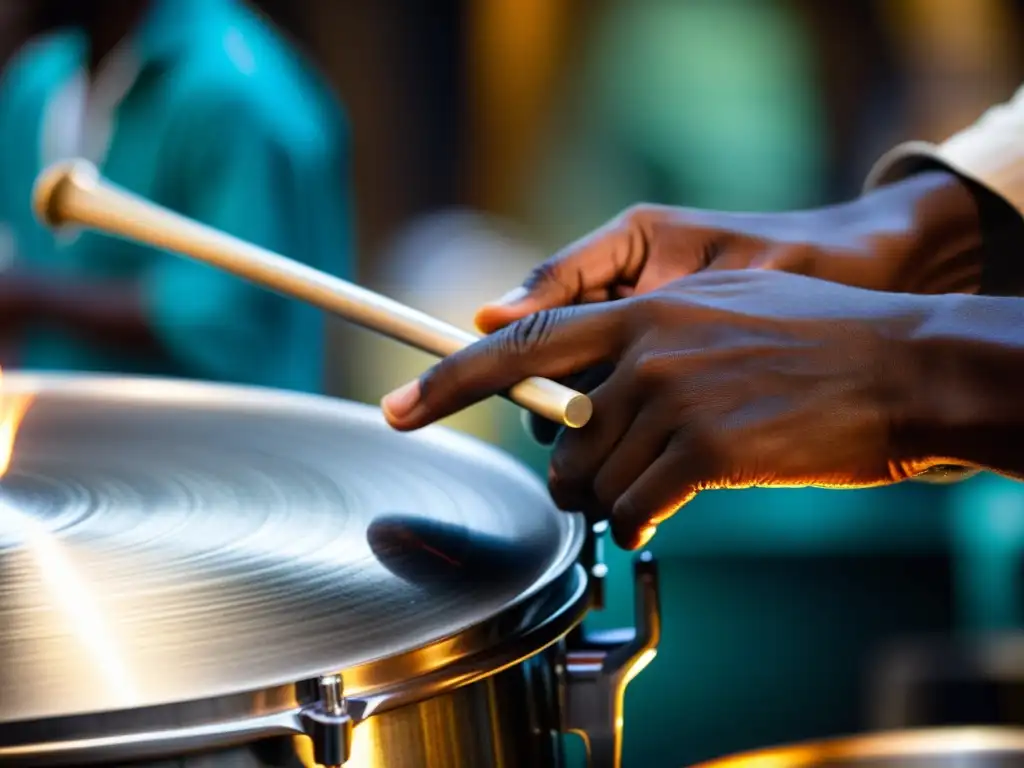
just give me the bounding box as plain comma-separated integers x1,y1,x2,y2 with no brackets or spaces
560,550,661,768
299,674,354,768
579,520,610,611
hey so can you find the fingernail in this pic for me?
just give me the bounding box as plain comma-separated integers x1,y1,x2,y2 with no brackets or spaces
635,525,658,548
381,380,421,419
490,286,529,307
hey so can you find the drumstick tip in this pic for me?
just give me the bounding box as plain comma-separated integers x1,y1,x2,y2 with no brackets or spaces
563,393,593,429
32,159,99,228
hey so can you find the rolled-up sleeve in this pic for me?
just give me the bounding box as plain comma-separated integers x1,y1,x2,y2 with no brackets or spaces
142,101,322,390
865,85,1024,217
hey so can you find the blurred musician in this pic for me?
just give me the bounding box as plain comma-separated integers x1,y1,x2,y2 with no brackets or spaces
0,0,353,392
381,82,1024,550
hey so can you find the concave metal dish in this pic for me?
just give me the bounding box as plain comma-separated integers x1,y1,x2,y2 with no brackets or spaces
0,373,588,764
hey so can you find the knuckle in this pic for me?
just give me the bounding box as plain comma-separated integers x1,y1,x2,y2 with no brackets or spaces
501,308,560,355
764,242,820,274
417,337,504,406
633,350,676,388
630,354,663,391
628,292,678,325
619,203,657,232
619,205,657,260
416,358,460,404
523,260,561,291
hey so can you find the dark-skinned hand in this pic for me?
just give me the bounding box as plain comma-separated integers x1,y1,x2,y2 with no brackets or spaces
382,269,944,550
473,170,999,445
476,171,983,335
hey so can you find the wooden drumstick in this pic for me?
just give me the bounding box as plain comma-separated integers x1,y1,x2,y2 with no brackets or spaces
32,160,592,429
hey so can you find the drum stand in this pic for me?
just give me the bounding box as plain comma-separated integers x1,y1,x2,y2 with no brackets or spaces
560,522,662,768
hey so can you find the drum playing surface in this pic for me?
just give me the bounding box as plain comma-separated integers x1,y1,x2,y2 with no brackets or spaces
0,374,582,726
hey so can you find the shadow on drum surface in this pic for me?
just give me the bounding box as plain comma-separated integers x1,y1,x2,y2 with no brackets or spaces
366,513,552,590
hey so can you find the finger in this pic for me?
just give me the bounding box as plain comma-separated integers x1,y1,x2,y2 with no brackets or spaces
382,303,631,431
611,438,709,550
587,407,675,520
474,220,645,334
547,367,638,512
526,364,615,446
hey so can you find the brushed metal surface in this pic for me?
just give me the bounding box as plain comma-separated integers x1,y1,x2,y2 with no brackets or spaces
28,645,570,768
0,374,583,726
0,564,590,766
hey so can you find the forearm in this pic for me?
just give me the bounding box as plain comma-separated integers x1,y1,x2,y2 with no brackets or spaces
24,276,159,351
899,293,1024,478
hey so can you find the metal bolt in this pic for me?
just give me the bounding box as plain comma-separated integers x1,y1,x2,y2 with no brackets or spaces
319,674,347,716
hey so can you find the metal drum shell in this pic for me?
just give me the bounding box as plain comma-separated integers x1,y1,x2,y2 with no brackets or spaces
0,374,599,767
2,568,589,768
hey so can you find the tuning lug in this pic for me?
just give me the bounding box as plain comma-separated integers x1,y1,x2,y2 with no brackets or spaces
299,674,354,767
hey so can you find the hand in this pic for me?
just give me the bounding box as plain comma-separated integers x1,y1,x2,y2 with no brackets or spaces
476,171,983,337
382,270,940,550
478,170,986,444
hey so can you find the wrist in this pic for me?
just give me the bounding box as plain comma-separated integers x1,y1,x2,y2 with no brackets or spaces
870,164,1024,297
869,169,984,295
890,293,1024,473
803,171,983,295
886,295,969,472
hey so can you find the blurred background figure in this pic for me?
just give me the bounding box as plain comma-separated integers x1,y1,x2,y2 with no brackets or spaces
521,0,826,244
3,1,1024,766
0,0,352,392
0,0,31,72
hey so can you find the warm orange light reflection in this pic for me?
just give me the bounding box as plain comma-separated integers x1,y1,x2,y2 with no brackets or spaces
696,727,1024,767
0,365,33,477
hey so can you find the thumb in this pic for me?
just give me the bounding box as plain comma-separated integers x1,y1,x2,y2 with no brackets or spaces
474,267,575,334
475,216,646,333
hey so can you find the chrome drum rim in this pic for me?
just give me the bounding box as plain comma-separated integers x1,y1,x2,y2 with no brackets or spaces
0,374,589,764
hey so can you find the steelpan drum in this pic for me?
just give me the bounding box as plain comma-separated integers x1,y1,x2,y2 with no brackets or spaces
694,728,1024,767
0,374,659,768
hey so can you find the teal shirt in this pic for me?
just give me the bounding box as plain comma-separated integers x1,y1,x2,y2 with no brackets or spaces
0,0,353,393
